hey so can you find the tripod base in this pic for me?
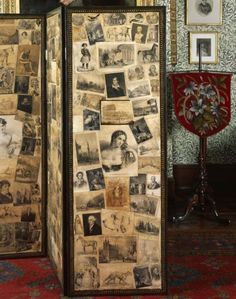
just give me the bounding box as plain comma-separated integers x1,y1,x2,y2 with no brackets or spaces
173,193,230,225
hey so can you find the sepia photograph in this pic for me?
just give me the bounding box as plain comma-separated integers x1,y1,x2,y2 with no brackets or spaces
74,92,104,113
0,179,14,205
127,64,145,81
0,68,15,94
15,156,40,183
99,236,137,264
103,13,127,26
127,80,151,99
74,132,101,168
0,224,15,253
138,156,161,174
131,23,148,44
18,30,32,45
134,215,160,236
104,26,132,42
99,125,138,176
186,0,222,25
105,177,129,209
101,100,134,125
137,236,160,265
73,42,97,72
76,71,105,95
86,168,105,191
29,77,40,97
102,209,134,235
74,169,89,192
148,64,159,77
133,266,152,288
74,256,99,290
20,137,36,156
99,264,134,289
129,117,153,144
105,72,127,99
0,116,22,159
130,194,159,216
16,45,40,76
132,97,158,118
75,190,105,211
83,109,100,131
13,182,41,205
146,174,161,196
0,45,17,68
82,212,102,236
98,42,136,70
0,94,17,114
137,43,159,64
14,75,29,94
130,174,146,195
85,18,105,45
17,95,33,114
147,25,159,43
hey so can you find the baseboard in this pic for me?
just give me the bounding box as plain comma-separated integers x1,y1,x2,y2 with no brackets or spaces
172,164,236,199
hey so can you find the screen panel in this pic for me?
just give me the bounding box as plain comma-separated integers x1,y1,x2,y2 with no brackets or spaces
0,15,46,257
46,9,64,284
65,7,167,296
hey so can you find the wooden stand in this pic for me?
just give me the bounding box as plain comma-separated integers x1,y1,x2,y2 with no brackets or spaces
172,44,230,225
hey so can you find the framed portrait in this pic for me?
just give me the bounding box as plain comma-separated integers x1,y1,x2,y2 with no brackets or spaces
62,5,167,297
186,0,223,25
189,32,219,64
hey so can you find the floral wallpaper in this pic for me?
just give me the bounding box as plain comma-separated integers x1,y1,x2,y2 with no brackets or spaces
155,0,236,176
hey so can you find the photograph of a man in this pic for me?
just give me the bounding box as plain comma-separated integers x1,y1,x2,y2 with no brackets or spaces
197,0,212,15
105,72,126,98
83,213,102,236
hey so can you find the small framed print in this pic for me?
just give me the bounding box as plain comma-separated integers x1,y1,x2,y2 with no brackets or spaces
189,32,219,64
186,0,222,25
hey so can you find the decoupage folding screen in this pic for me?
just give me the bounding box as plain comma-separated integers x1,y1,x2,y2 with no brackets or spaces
62,6,167,296
0,15,46,257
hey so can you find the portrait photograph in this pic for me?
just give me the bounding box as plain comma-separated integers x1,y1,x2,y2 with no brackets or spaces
189,32,218,64
127,80,151,99
105,177,129,209
75,190,105,211
186,0,222,25
86,168,105,191
105,72,127,99
18,30,32,45
0,68,15,94
99,125,138,176
127,65,145,81
73,169,89,192
131,23,148,44
20,137,36,156
97,42,136,70
146,174,161,196
0,179,14,205
82,212,102,236
101,209,134,235
17,95,33,114
0,94,17,114
76,71,105,95
101,100,134,125
74,132,101,168
99,264,134,289
0,116,22,159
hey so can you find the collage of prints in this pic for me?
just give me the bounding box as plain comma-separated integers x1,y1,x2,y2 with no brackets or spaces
0,18,42,254
72,10,163,291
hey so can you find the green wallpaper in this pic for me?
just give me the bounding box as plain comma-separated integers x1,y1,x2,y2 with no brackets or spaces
156,0,236,176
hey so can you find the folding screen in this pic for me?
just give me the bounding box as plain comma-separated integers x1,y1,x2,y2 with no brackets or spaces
0,15,46,257
60,6,167,296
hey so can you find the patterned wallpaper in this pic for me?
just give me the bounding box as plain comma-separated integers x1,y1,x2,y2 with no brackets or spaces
155,0,236,176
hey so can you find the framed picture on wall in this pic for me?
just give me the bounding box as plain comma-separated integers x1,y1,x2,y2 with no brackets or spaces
189,32,219,64
186,0,222,25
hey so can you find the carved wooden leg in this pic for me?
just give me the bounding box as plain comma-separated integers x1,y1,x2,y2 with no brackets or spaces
172,194,199,223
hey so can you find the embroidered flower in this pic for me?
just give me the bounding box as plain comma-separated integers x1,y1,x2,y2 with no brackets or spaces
184,81,198,96
199,84,216,99
189,99,207,116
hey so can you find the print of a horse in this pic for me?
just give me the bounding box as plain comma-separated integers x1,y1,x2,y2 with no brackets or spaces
138,43,158,63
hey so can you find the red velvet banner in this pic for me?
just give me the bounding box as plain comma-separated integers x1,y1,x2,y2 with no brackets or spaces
169,72,232,137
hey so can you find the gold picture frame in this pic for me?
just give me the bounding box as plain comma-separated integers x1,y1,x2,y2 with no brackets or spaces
189,32,219,64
